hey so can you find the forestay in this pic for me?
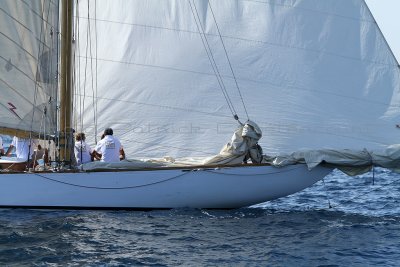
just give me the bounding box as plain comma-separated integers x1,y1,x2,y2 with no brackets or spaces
0,0,59,136
75,0,400,159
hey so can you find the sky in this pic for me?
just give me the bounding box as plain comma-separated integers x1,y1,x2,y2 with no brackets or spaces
365,0,400,62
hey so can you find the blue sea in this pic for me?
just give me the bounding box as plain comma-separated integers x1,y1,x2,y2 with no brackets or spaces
1,167,399,266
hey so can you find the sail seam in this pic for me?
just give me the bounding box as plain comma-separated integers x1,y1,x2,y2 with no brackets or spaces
0,56,50,99
0,8,52,50
74,93,232,119
74,34,398,68
72,56,399,110
73,17,395,68
20,0,57,27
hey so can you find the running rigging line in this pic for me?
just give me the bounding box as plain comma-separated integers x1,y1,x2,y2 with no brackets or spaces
75,0,98,141
189,0,237,120
29,0,53,157
94,0,99,143
189,0,250,122
208,0,249,121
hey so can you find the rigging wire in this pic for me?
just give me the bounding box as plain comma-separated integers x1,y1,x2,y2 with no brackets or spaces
29,0,48,133
189,0,238,121
40,0,60,160
59,0,70,162
71,0,78,167
81,0,90,133
72,0,78,132
73,0,81,168
76,0,98,142
88,0,97,143
55,1,61,163
74,0,83,137
208,0,249,120
94,0,99,143
28,0,53,167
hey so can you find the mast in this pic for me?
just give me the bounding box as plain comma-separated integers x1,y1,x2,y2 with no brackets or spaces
59,0,74,165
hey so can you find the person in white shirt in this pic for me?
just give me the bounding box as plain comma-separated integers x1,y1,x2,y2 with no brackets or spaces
74,132,94,165
94,128,125,162
0,136,4,156
6,136,38,161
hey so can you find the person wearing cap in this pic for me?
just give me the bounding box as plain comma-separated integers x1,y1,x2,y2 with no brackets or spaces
94,128,125,162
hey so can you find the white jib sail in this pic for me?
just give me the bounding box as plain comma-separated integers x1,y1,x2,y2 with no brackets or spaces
0,0,59,136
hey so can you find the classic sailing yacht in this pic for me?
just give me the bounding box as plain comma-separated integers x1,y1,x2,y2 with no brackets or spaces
0,0,399,209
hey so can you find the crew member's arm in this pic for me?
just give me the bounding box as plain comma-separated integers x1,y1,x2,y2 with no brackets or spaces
5,145,14,156
119,147,125,160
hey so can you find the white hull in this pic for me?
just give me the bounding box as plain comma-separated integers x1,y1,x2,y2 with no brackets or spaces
0,164,332,209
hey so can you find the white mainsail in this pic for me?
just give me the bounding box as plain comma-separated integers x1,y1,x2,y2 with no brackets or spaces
76,0,400,159
0,0,59,136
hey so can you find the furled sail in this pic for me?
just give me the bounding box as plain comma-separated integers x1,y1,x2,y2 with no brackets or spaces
75,0,400,159
0,0,59,137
